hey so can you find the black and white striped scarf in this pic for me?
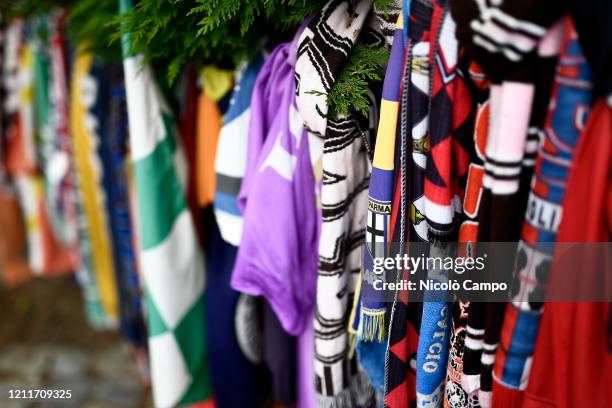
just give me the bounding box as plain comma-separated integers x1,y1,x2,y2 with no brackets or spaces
294,0,384,406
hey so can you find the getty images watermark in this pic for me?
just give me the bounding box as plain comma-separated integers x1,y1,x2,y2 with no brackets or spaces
370,252,508,293
362,242,612,303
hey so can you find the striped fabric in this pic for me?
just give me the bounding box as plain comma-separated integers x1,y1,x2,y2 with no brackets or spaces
452,0,563,79
103,66,146,347
493,21,593,403
120,0,212,406
70,48,119,325
460,20,564,407
417,2,475,405
214,54,264,246
6,33,73,277
385,2,434,406
295,1,382,406
48,11,78,250
354,10,404,400
361,11,404,343
445,62,490,408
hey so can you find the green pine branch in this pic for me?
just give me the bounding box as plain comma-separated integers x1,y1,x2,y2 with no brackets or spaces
5,0,396,117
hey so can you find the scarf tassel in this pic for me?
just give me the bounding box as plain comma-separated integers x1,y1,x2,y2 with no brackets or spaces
359,308,387,343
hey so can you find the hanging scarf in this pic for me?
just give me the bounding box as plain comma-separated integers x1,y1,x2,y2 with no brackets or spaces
295,0,380,405
3,21,73,278
448,1,566,404
384,1,433,406
522,98,611,408
355,8,404,400
417,2,470,404
120,0,212,405
444,61,489,408
0,20,32,286
493,20,593,406
70,48,120,325
463,22,564,408
361,11,404,344
214,54,265,246
102,65,147,347
48,12,79,253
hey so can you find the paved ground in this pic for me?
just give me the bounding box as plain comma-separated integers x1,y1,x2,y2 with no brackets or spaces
0,274,151,407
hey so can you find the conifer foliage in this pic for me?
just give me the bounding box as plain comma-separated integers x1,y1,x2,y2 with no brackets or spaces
3,0,393,116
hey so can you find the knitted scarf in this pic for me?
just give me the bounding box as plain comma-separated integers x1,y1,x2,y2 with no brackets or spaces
384,1,433,406
47,12,79,250
416,1,475,405
444,61,489,408
6,27,74,278
103,66,147,347
70,48,121,326
294,0,378,405
361,11,404,345
356,9,404,400
522,99,611,408
493,20,593,406
449,1,566,404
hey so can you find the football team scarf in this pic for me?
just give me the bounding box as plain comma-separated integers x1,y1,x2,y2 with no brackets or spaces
0,17,4,183
522,98,611,408
214,54,265,246
294,1,377,406
102,65,146,347
404,0,433,246
384,1,433,406
33,16,75,256
423,1,473,240
493,20,592,406
444,61,489,408
0,22,62,285
361,11,404,345
6,34,73,277
357,10,404,399
48,12,79,251
416,2,476,405
1,21,32,287
32,20,55,233
450,0,566,402
459,83,534,408
416,241,452,407
70,48,120,324
68,74,114,331
462,21,564,406
120,0,212,405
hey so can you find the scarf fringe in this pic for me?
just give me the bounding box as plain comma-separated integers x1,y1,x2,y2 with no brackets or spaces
317,371,375,408
348,273,362,359
359,308,386,343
